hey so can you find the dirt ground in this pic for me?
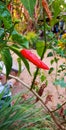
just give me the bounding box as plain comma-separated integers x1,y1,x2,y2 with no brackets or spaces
10,49,66,111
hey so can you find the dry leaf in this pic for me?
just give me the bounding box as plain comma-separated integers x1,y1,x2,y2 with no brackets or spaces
21,94,28,100
36,83,47,102
42,0,52,20
45,94,53,104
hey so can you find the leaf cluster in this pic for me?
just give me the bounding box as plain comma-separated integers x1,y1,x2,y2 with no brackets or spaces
0,1,30,77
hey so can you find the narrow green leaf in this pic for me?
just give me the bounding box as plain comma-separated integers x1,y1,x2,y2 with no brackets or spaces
36,40,45,57
64,109,66,116
11,30,29,48
1,47,12,77
50,59,54,65
52,0,61,18
9,45,31,74
40,75,46,82
21,0,36,18
47,52,53,57
48,67,54,74
54,57,59,63
48,32,54,39
0,28,5,40
0,40,7,50
0,1,13,29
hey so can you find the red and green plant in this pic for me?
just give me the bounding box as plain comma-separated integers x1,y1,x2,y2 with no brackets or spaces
0,0,66,130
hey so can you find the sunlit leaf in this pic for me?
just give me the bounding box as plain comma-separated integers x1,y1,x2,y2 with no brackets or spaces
40,75,46,82
11,30,29,48
21,0,36,18
0,1,13,29
36,40,45,57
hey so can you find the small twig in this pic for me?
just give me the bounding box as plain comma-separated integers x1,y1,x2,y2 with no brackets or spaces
61,121,66,125
51,101,66,113
9,74,30,90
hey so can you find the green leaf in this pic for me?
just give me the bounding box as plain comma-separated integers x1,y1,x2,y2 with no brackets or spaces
9,45,31,74
47,52,53,57
1,47,12,77
0,28,5,40
64,73,66,76
0,40,7,50
50,18,58,27
46,24,51,31
54,78,66,88
2,10,13,29
21,0,36,18
50,59,54,65
40,75,46,82
48,67,54,74
52,0,61,18
59,64,65,71
17,58,22,76
48,32,54,39
64,109,66,116
36,40,45,57
11,30,29,48
57,104,61,109
0,1,5,14
0,1,13,29
54,57,59,63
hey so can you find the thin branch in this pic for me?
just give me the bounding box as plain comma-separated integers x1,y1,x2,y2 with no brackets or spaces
30,68,39,90
51,101,66,113
9,74,30,90
9,74,65,130
30,9,47,90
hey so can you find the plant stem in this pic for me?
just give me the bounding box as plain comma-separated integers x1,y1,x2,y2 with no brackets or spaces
65,57,66,93
30,9,47,90
30,67,39,90
51,101,66,113
41,9,46,60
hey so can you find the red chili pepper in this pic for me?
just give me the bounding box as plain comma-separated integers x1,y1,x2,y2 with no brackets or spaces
20,49,49,70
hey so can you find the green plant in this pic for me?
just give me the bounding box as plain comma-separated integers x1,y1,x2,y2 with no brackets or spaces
0,0,66,130
0,1,30,76
0,92,48,130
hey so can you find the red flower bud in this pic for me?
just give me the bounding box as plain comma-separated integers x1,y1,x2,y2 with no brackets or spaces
20,49,49,70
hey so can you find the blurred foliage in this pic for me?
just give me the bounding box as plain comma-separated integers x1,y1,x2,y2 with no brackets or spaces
21,0,36,18
0,1,30,76
0,92,51,130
